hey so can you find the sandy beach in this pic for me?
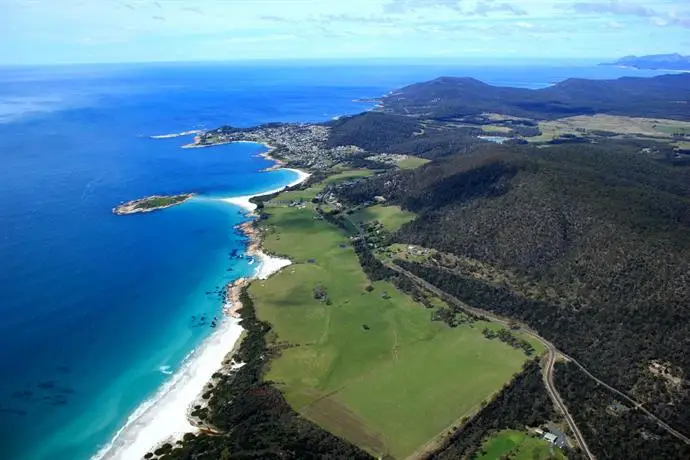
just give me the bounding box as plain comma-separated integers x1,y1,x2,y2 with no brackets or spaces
222,168,311,213
150,130,202,139
92,316,244,460
94,164,310,460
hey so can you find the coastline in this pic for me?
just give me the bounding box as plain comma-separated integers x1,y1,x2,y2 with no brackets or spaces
181,138,286,172
95,151,310,460
222,168,311,213
150,130,202,139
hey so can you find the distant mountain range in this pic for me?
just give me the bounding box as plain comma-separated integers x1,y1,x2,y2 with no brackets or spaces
380,73,690,121
602,53,690,71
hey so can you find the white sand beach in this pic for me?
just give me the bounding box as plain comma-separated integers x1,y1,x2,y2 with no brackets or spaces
222,168,311,213
256,250,292,280
95,166,308,460
92,317,244,460
150,130,201,139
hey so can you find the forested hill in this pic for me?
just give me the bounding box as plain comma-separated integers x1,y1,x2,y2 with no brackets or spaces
338,140,690,452
379,73,690,120
325,112,480,158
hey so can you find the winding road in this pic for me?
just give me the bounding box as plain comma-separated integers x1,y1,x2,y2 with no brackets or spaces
342,210,690,459
384,262,596,460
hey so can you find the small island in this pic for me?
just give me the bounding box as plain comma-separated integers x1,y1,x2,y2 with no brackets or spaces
113,194,194,215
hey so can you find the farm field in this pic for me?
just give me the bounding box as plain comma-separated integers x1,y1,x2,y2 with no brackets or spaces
531,114,690,142
351,204,417,232
269,168,373,204
249,183,540,459
675,141,690,150
323,168,374,185
474,430,566,460
397,155,431,170
481,125,513,134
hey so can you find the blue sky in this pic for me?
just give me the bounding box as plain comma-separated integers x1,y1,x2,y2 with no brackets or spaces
2,0,689,64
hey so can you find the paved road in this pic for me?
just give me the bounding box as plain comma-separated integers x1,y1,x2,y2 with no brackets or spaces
341,211,594,457
396,262,690,446
343,211,690,457
385,262,596,460
563,354,690,445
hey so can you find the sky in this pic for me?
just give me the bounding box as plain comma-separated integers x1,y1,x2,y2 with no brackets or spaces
1,0,689,65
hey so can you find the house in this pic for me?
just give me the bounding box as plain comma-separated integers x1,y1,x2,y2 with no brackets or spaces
543,433,558,444
544,425,567,448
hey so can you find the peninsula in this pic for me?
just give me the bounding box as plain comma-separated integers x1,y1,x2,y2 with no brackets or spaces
601,53,690,71
113,194,194,215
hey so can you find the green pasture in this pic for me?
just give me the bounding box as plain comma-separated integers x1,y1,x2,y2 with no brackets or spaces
249,190,535,458
351,205,417,232
474,430,566,460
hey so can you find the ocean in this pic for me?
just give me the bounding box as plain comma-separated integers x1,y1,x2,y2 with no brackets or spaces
0,60,674,460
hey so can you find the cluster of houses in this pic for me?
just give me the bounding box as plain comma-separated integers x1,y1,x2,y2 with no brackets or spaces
198,123,365,170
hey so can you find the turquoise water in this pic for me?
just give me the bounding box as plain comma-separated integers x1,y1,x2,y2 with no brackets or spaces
0,61,674,460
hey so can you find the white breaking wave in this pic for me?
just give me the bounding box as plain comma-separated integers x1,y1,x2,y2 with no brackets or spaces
222,168,311,213
91,318,243,460
159,365,173,375
150,130,201,139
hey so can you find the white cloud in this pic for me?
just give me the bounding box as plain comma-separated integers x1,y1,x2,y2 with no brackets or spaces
1,0,687,63
651,16,669,27
568,0,690,28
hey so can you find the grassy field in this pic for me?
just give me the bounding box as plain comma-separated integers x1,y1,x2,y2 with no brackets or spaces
323,168,374,185
268,169,374,204
474,430,566,460
531,114,690,142
481,125,513,134
655,124,690,136
674,141,690,150
133,195,189,209
249,180,540,459
397,156,431,170
351,205,417,232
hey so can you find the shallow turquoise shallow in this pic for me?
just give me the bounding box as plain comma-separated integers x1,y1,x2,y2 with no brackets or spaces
0,61,673,460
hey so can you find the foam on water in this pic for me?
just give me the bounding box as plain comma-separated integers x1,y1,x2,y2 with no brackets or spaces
158,366,173,375
93,317,244,460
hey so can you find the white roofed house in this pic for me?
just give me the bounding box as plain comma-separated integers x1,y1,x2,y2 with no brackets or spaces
544,433,558,444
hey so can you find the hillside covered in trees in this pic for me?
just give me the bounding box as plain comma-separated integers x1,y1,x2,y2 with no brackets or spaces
379,73,690,120
326,112,480,159
338,140,690,458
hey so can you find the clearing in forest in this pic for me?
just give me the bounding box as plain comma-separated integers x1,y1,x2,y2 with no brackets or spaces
397,155,431,170
249,179,541,459
474,430,566,460
351,204,417,232
532,114,690,142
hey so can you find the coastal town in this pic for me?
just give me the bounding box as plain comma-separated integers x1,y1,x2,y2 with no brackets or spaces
189,123,363,170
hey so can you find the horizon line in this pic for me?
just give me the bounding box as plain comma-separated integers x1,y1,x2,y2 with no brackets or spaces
0,56,620,68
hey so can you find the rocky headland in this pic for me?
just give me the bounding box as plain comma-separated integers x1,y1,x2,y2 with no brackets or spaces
113,194,194,215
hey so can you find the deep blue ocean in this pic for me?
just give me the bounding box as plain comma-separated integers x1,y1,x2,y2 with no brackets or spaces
0,60,674,460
